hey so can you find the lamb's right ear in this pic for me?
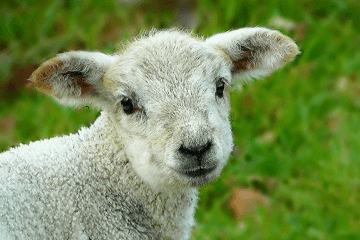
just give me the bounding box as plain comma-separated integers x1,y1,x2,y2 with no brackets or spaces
206,27,300,81
29,51,117,106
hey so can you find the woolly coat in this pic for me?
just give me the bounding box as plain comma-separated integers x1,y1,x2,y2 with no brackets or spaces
0,27,300,240
0,112,198,240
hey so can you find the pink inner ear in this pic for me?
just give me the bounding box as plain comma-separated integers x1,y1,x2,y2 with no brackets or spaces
62,71,94,95
70,74,94,95
233,51,254,71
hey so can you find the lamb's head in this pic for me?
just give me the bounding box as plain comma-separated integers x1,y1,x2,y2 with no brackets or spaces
29,28,299,189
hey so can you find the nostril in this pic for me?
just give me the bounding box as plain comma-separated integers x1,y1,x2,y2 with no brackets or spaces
179,141,213,157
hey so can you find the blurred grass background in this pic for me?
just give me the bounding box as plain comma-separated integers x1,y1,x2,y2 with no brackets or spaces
1,0,360,239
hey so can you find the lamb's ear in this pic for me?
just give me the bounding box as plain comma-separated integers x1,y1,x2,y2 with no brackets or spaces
29,51,117,107
206,27,300,80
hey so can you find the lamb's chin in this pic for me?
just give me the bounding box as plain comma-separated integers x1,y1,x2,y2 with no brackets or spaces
159,166,218,188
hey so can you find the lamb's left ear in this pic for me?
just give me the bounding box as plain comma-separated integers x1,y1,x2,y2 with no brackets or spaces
206,27,300,80
29,51,117,106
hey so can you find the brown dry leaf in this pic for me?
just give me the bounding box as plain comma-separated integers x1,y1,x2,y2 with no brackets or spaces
229,188,270,220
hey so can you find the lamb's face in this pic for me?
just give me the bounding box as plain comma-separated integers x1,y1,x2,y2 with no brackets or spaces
29,28,299,189
104,32,234,188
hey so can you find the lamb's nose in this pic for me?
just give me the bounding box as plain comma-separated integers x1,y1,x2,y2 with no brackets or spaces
178,141,213,158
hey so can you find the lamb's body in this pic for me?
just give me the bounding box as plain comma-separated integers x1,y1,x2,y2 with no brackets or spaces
0,112,197,239
0,28,299,239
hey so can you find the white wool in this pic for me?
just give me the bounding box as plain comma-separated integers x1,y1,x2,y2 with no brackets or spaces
0,112,197,239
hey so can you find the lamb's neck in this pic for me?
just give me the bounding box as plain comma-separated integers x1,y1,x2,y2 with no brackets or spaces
78,111,122,149
79,112,198,239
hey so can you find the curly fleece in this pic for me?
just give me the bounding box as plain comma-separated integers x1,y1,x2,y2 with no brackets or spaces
0,112,198,240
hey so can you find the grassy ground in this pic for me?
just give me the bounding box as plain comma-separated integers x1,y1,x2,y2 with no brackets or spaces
1,0,360,239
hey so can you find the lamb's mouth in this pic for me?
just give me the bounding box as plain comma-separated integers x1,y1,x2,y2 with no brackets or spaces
178,166,216,178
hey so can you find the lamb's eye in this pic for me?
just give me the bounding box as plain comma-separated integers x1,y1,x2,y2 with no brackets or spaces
121,97,135,114
216,79,225,98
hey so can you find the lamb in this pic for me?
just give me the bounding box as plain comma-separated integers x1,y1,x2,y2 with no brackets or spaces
0,27,299,240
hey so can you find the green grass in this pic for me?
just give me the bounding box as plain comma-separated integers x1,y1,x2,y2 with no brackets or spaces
1,0,360,239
